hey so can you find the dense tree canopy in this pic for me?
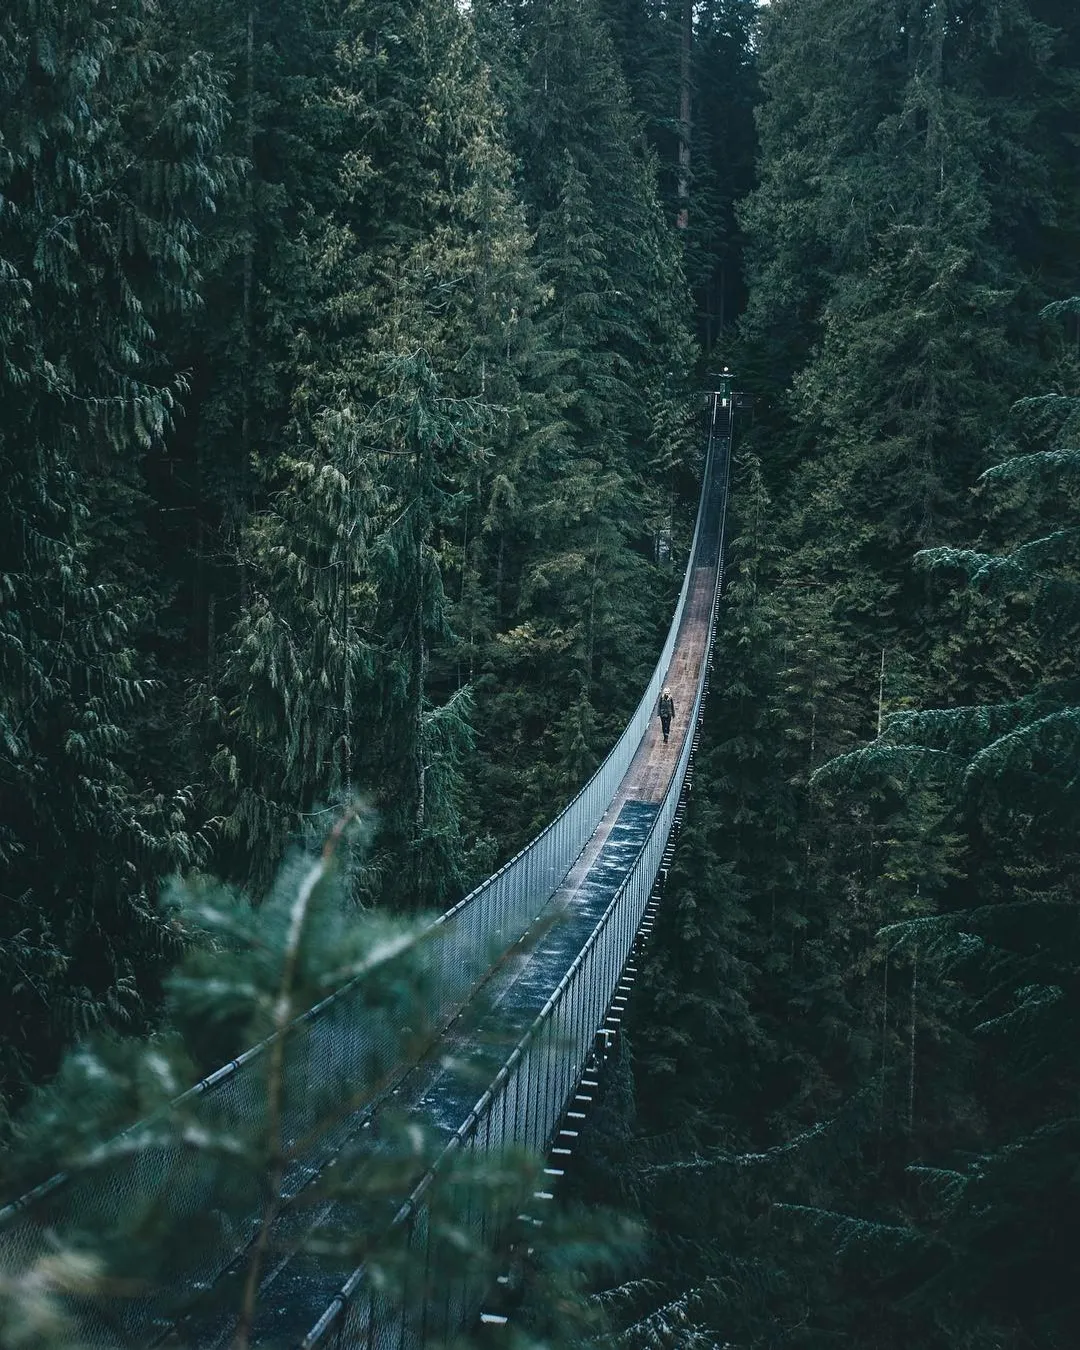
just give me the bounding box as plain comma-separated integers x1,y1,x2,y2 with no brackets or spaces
4,1,1080,1347
0,0,701,1096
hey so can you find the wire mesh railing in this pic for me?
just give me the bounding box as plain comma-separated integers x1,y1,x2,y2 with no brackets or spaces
300,421,732,1350
0,421,728,1349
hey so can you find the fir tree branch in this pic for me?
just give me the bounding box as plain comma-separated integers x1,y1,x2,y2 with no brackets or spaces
231,806,358,1350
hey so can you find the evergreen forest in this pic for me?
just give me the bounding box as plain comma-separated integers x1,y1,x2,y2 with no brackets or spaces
2,0,1079,1347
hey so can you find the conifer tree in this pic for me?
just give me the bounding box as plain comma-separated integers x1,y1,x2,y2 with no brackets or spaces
198,0,548,903
151,0,346,680
0,0,227,1092
740,0,1075,529
813,312,1080,1346
471,0,698,835
731,0,1080,1174
600,0,759,352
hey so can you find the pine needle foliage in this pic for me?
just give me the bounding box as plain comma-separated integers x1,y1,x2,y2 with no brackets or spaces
2,0,703,1104
0,0,228,1094
802,305,1080,1346
486,0,695,830
0,810,550,1348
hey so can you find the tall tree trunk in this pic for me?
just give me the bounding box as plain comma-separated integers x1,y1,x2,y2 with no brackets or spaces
412,438,427,839
339,544,352,790
877,647,886,736
923,0,946,204
586,523,601,694
878,947,890,1154
677,0,691,229
908,946,919,1138
239,0,256,610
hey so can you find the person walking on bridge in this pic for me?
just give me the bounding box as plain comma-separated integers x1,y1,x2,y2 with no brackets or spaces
658,687,675,743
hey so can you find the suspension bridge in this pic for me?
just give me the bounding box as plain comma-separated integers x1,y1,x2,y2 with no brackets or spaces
0,385,738,1349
